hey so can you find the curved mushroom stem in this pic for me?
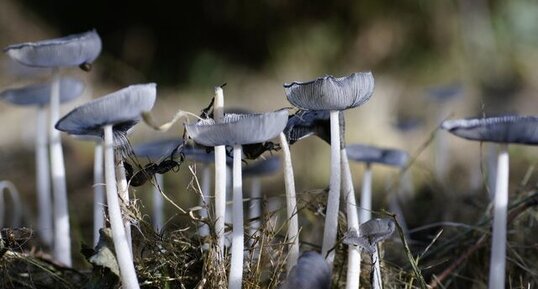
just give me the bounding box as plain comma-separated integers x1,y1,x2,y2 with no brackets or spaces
103,125,140,289
152,173,165,232
371,244,383,289
280,132,299,273
322,110,342,266
341,148,361,289
488,144,508,289
248,177,261,246
93,142,105,247
35,106,53,246
115,152,132,254
49,70,72,267
360,163,373,223
199,164,211,237
0,180,22,228
214,86,227,256
229,145,244,289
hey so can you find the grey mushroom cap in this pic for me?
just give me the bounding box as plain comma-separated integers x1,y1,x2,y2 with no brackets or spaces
343,218,396,254
427,83,463,103
441,115,538,145
284,110,331,144
55,83,156,138
185,109,289,147
4,30,102,68
346,144,408,167
279,251,330,289
284,72,374,111
134,138,184,161
0,77,85,107
243,156,281,177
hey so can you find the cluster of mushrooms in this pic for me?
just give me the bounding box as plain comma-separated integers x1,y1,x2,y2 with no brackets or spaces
0,30,532,289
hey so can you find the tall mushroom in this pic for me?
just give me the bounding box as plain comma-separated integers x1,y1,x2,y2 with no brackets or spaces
0,78,84,246
441,115,538,289
284,72,374,266
186,109,288,289
4,30,101,266
56,83,156,289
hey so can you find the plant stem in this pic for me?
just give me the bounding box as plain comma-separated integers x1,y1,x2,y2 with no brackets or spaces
49,70,71,266
360,163,373,223
104,124,140,289
93,142,105,247
229,145,244,289
152,173,165,232
280,132,299,273
199,164,211,237
115,151,132,254
488,144,508,289
214,86,227,256
35,106,53,246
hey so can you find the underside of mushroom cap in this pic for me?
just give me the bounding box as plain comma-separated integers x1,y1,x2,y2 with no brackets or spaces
441,115,538,145
284,72,374,111
185,109,289,146
0,77,84,106
243,156,281,177
134,138,184,161
346,144,408,167
4,30,102,68
55,83,156,138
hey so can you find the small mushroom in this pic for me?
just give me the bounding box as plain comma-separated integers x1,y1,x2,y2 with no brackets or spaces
279,251,331,289
0,180,23,229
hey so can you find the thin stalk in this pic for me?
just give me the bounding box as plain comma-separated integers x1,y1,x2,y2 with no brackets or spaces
248,177,261,245
488,144,509,289
152,173,164,232
341,149,361,289
36,106,53,246
93,142,105,247
199,164,211,237
115,151,132,254
280,132,299,273
360,163,373,223
49,70,71,266
103,125,140,289
322,110,342,267
214,86,227,255
0,181,22,227
229,145,244,289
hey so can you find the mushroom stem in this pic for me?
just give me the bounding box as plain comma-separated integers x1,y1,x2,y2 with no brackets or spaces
214,86,227,255
321,110,342,266
488,144,508,289
35,106,53,246
280,132,299,272
199,164,211,237
93,142,105,247
371,244,383,289
49,69,71,266
229,144,244,289
360,163,373,223
341,148,361,289
103,124,140,289
115,151,132,254
152,173,165,232
0,180,22,228
248,177,261,245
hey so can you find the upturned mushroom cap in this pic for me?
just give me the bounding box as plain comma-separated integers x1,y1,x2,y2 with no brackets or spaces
243,156,281,177
134,138,184,161
343,218,395,254
279,251,330,289
55,83,156,138
346,144,408,167
4,30,102,68
0,77,84,107
427,83,463,103
185,109,288,147
441,115,538,145
284,72,374,111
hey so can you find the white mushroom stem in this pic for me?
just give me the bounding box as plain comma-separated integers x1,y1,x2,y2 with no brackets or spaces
488,144,508,289
199,164,211,237
341,149,361,289
371,245,383,289
35,106,53,246
93,142,105,247
229,145,244,289
360,163,373,223
0,180,22,227
248,177,261,245
214,86,227,255
280,132,299,273
322,110,342,266
115,152,132,253
49,70,71,267
104,125,140,289
152,173,165,232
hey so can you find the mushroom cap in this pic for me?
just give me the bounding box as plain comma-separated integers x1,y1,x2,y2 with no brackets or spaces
284,110,331,144
55,83,156,138
343,218,395,254
284,72,374,111
427,83,463,103
4,30,102,68
243,156,281,177
0,77,85,107
346,144,408,167
279,251,330,289
134,138,183,161
441,115,538,145
185,109,288,146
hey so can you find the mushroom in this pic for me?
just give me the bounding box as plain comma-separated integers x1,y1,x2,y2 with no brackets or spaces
441,115,538,289
344,218,395,289
284,72,374,266
0,78,84,246
0,180,23,229
4,30,101,267
56,83,156,289
186,109,288,289
279,251,331,289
